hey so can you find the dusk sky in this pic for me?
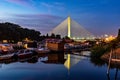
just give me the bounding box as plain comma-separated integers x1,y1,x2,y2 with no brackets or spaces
0,0,120,36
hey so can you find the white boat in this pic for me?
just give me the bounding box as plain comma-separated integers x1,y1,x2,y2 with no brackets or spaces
14,49,36,59
36,48,50,54
0,53,14,60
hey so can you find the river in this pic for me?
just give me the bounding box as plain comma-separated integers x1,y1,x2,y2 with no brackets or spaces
0,51,119,80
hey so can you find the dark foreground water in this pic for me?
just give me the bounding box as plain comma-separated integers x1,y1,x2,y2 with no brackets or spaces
0,51,119,80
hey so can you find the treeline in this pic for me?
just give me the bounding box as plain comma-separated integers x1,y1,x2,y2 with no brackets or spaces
40,33,71,40
40,33,61,40
0,22,41,42
0,22,68,43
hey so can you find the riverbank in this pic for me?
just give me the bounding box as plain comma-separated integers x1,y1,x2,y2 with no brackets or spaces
101,48,120,65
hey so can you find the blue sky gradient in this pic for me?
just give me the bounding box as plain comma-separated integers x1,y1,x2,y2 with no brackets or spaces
0,0,120,36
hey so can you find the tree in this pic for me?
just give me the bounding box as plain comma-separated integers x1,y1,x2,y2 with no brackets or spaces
0,22,41,42
50,33,55,38
64,36,70,39
117,29,120,42
46,33,49,38
56,34,61,39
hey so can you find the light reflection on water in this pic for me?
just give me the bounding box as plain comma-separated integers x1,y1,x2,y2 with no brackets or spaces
0,51,119,80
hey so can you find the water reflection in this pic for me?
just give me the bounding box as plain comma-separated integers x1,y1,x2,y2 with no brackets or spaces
42,53,65,64
0,51,120,80
90,55,120,80
0,52,85,69
0,53,65,64
107,68,119,80
90,57,106,67
27,57,38,63
64,54,82,70
115,68,119,80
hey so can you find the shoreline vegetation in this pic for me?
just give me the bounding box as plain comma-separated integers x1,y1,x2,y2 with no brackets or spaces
91,40,119,58
0,22,63,43
0,22,41,42
91,29,120,64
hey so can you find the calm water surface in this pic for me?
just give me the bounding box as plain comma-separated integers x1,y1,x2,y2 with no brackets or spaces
0,51,119,80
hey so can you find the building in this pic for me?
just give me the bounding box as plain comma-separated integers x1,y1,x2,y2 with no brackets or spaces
46,39,64,51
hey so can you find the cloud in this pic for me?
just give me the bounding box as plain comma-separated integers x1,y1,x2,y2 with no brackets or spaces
13,14,63,21
4,0,34,8
41,2,65,14
54,2,64,6
5,0,28,5
3,14,64,34
41,2,53,8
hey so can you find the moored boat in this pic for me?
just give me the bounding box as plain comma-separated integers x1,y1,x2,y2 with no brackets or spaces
0,54,14,61
36,48,50,54
13,49,37,59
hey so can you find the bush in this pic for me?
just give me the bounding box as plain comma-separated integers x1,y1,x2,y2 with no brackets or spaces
91,45,110,58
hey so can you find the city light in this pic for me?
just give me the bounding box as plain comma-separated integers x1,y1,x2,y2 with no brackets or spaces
105,35,116,42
